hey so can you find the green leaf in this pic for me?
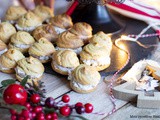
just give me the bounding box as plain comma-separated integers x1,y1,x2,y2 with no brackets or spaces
0,92,2,98
1,79,16,87
20,76,29,87
44,107,55,114
10,104,26,113
0,103,26,113
69,115,89,120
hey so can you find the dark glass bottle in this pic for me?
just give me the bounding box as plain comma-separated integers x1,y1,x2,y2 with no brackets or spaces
71,2,123,34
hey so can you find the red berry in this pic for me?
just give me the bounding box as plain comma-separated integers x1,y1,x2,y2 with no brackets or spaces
45,97,55,108
18,116,25,120
84,103,93,113
45,114,52,120
62,95,70,103
30,94,40,104
50,112,58,119
36,112,45,120
11,115,17,120
24,117,31,120
51,118,58,120
21,110,30,118
75,102,83,108
10,109,17,115
33,106,43,113
31,112,36,119
59,106,71,116
3,84,27,105
75,106,85,114
29,107,33,112
24,103,31,110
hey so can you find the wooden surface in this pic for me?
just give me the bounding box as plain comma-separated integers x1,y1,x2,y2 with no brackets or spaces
0,8,160,120
1,47,160,120
1,43,160,120
0,29,160,120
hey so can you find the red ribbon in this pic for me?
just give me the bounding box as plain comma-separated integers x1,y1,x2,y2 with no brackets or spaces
66,0,79,16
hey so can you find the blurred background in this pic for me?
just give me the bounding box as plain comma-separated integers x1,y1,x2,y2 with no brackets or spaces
0,0,73,19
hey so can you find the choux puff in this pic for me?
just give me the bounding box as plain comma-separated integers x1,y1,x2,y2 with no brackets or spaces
5,6,27,24
89,31,112,52
56,31,84,54
32,24,58,43
51,50,80,75
8,31,35,53
0,49,25,73
28,38,55,63
33,5,53,22
69,22,92,43
68,64,101,93
0,22,16,44
15,11,42,32
48,13,73,34
0,40,8,56
80,43,111,71
15,56,44,83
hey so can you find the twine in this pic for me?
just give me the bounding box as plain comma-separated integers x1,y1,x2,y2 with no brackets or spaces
103,23,160,117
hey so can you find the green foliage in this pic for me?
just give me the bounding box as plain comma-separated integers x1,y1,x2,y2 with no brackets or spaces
1,79,16,87
20,76,29,87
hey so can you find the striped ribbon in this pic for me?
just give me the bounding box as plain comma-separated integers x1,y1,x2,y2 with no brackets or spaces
95,25,160,117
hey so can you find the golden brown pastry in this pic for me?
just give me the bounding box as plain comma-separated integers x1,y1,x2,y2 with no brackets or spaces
28,38,55,63
80,43,111,71
48,13,73,34
0,22,16,43
33,5,53,22
0,40,8,56
89,31,112,51
56,31,84,54
5,6,27,24
8,31,35,53
32,24,58,43
51,50,80,75
15,11,42,32
69,64,101,93
69,22,92,43
15,56,44,83
0,49,25,73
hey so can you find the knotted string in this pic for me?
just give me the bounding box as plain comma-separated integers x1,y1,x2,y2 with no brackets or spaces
103,23,160,117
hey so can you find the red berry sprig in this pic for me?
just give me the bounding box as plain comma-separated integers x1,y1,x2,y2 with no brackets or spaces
30,94,41,104
61,94,70,103
0,77,94,120
3,84,27,105
8,94,94,119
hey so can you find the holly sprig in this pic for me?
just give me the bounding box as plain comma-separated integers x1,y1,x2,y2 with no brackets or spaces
0,76,92,120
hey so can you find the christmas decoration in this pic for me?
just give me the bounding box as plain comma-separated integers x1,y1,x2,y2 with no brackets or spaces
0,76,94,120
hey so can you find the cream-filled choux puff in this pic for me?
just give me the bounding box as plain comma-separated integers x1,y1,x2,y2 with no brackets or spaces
48,13,73,34
89,31,112,51
0,22,16,43
15,56,44,83
68,64,101,93
32,24,58,43
0,40,8,56
15,11,42,32
28,38,55,63
8,31,35,53
69,22,92,43
80,43,111,71
0,49,25,73
33,5,53,22
56,31,84,54
5,6,27,24
51,50,80,75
